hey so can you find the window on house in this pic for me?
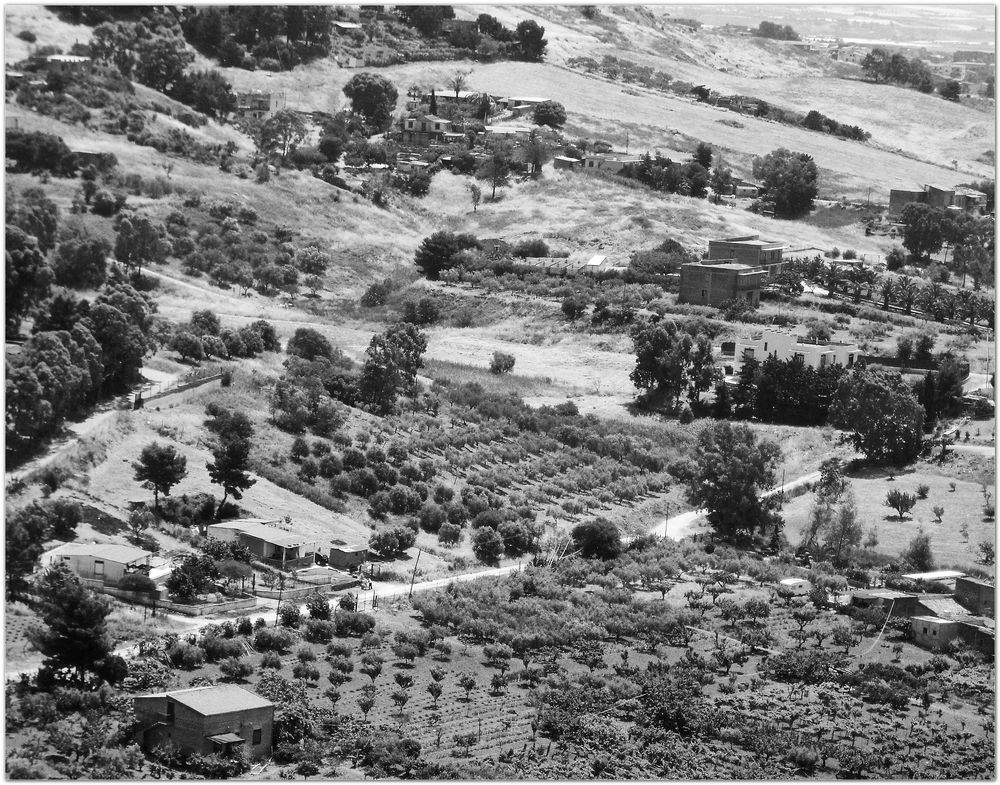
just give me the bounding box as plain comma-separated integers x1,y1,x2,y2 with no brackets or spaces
701,289,707,299
847,354,855,368
94,560,104,576
764,342,768,351
923,627,928,634
253,729,262,745
166,701,175,720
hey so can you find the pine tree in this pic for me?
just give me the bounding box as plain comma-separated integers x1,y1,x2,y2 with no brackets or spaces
29,565,115,684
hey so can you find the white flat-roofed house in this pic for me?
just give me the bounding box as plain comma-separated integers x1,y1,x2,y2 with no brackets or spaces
735,329,859,372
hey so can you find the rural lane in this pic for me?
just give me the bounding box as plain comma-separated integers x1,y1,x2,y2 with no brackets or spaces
650,469,824,541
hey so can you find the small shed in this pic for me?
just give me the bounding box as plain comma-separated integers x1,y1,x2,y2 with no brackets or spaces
553,155,584,170
779,578,812,596
329,542,368,571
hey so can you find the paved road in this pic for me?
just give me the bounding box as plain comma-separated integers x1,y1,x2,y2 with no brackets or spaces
648,469,823,541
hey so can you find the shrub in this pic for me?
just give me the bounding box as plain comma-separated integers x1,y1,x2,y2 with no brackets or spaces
200,635,244,662
279,602,302,628
167,641,206,669
292,662,320,681
328,655,354,674
438,522,462,546
219,656,254,680
296,646,317,663
304,619,336,643
259,651,283,670
254,628,295,652
916,483,930,500
327,642,354,658
333,609,377,637
489,351,516,375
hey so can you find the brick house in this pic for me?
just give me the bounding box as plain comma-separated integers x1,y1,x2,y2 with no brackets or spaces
678,260,765,307
134,685,274,760
707,233,785,275
328,541,369,571
888,184,987,217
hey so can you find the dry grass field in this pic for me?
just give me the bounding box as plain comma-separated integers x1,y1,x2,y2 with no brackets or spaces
781,462,997,575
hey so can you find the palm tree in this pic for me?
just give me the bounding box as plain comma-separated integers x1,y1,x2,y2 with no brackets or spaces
919,281,944,319
896,276,919,315
824,263,845,298
847,265,869,303
879,277,896,311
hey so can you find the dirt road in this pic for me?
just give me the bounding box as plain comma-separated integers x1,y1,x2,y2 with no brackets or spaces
649,469,823,541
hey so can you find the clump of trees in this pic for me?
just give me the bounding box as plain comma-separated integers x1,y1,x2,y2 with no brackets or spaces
754,21,799,40
861,48,934,93
830,366,925,466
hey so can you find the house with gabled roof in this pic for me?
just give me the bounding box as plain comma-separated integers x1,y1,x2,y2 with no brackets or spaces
41,542,171,589
133,685,274,760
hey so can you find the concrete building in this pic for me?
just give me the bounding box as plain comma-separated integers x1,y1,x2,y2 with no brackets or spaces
581,153,642,174
707,233,785,274
328,542,369,571
41,542,170,589
678,260,766,307
401,115,466,147
134,685,274,761
735,329,859,371
956,576,995,617
553,155,584,171
233,91,286,122
207,519,317,570
888,184,987,217
911,615,962,650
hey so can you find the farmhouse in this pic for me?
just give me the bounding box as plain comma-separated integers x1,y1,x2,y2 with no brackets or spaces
333,21,363,33
134,685,274,761
888,183,988,217
42,54,92,75
707,233,785,275
678,260,765,307
911,615,962,650
553,155,584,171
400,115,465,146
581,153,642,174
41,542,171,589
207,519,317,570
733,180,764,198
734,329,860,371
233,90,286,122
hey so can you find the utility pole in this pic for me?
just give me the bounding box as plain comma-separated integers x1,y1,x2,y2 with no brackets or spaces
408,548,422,598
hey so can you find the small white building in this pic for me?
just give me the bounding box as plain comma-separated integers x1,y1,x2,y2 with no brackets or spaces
779,578,812,596
734,329,859,372
581,154,641,174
